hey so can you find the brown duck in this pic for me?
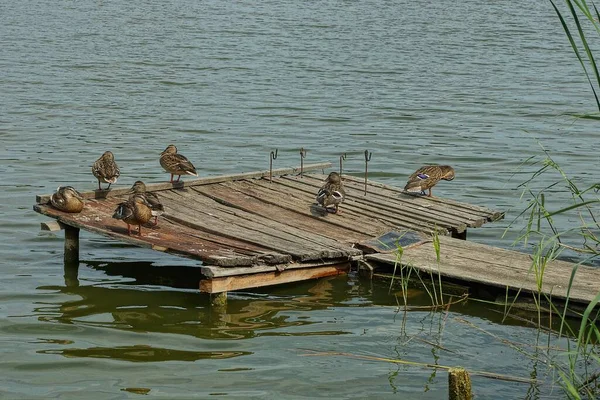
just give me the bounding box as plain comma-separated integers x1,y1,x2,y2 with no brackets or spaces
316,171,346,214
112,194,153,236
404,165,455,197
92,151,120,190
126,180,165,225
50,186,84,213
159,144,198,183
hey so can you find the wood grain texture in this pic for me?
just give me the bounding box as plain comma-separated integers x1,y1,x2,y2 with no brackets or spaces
199,262,350,293
366,235,598,304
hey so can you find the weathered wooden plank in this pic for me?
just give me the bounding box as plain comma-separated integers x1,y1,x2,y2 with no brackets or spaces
250,178,450,235
272,176,466,233
159,192,349,262
282,174,476,230
160,188,360,259
200,259,350,278
168,188,360,254
35,200,286,267
36,162,332,204
199,262,350,293
295,174,495,228
366,236,599,304
191,182,371,244
41,221,63,231
217,179,398,236
341,174,505,222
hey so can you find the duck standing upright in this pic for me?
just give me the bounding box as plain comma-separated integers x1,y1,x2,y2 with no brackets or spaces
50,186,85,213
92,151,120,190
404,165,455,197
159,144,198,183
112,194,153,236
316,171,346,214
126,180,164,225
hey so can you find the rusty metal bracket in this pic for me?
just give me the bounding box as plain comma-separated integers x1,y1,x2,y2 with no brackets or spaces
339,153,347,176
269,149,278,182
364,150,372,195
299,148,307,177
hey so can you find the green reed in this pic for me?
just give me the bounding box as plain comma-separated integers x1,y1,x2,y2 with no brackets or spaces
550,0,600,114
506,144,600,398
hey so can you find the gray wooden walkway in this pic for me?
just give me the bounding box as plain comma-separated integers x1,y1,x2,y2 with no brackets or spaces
366,234,599,304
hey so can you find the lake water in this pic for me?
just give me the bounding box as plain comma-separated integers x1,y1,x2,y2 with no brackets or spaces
1,0,598,398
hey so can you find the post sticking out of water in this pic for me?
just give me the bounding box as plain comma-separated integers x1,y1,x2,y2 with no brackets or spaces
364,150,372,195
299,148,306,177
64,225,80,266
269,149,278,182
210,292,227,307
448,367,472,400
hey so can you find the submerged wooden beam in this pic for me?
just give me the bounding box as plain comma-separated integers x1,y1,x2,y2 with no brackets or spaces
199,262,350,293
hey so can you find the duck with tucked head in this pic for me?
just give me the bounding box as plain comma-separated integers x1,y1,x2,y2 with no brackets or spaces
159,144,198,183
404,165,455,197
126,180,164,225
92,151,120,190
316,171,346,214
112,194,153,236
50,186,84,213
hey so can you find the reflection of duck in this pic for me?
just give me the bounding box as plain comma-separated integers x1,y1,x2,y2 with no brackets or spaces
112,194,153,236
92,151,120,190
159,144,198,183
50,186,84,213
126,180,164,225
316,172,346,214
404,165,455,197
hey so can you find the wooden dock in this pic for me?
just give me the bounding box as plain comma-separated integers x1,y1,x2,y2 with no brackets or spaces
33,162,598,307
365,234,599,305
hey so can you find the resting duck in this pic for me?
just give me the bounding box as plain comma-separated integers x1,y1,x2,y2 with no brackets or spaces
126,180,164,225
316,171,346,214
159,144,198,183
50,186,84,213
404,165,455,197
112,194,153,236
92,151,120,190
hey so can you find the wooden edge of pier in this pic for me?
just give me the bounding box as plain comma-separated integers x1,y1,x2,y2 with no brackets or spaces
36,162,332,204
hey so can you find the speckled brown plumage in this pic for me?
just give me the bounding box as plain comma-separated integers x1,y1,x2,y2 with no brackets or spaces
126,180,165,225
112,194,153,236
316,172,346,214
50,186,84,213
159,144,198,183
92,151,120,190
404,165,455,197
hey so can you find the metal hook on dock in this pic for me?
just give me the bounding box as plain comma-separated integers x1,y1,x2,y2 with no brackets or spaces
299,148,307,177
269,149,278,182
364,150,372,195
339,153,347,176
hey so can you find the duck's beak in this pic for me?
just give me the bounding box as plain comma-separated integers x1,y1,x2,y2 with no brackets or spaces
125,187,135,194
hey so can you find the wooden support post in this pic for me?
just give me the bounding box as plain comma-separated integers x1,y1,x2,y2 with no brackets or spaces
448,367,472,400
64,225,80,266
210,292,227,307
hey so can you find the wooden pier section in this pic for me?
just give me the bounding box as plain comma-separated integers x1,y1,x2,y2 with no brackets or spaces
34,162,599,307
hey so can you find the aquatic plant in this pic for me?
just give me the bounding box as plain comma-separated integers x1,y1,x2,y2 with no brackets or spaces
508,144,600,398
550,0,600,114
